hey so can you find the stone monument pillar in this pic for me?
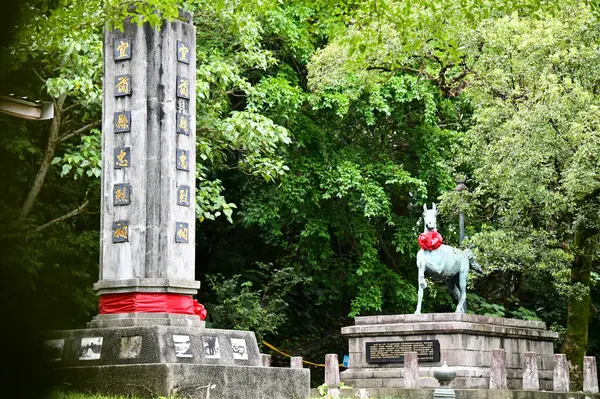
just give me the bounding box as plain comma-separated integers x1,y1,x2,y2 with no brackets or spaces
43,10,310,399
89,10,200,328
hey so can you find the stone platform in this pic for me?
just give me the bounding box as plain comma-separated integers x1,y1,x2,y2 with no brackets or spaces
45,324,309,398
340,313,558,390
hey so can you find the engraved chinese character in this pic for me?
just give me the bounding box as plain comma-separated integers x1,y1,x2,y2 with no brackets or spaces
115,74,131,96
113,111,131,133
112,221,129,243
114,38,131,60
176,149,189,171
177,76,189,99
177,41,190,64
113,183,131,206
117,114,128,128
176,112,190,135
177,185,190,206
114,147,130,169
175,222,189,243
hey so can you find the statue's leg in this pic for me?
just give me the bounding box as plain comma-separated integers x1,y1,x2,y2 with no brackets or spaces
445,278,460,302
415,285,423,314
415,265,427,314
455,272,468,313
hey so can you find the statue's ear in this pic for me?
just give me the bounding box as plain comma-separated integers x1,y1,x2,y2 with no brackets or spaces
423,204,428,212
432,203,437,212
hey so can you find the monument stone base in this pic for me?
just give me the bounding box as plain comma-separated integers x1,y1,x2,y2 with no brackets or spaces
44,323,309,399
340,313,558,390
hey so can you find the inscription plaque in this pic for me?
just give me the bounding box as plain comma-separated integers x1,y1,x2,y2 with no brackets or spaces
114,111,131,133
365,340,440,363
115,74,131,97
177,40,190,64
176,149,189,171
176,76,190,99
112,221,129,243
177,185,191,207
113,183,131,206
114,147,131,169
114,38,131,60
176,112,190,135
175,222,189,243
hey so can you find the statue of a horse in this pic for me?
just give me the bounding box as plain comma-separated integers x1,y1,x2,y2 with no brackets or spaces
415,203,484,314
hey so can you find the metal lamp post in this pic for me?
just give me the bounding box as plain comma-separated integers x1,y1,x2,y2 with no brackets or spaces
455,180,468,245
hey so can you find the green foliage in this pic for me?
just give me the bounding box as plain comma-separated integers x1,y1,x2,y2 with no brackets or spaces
316,382,352,397
55,130,102,180
467,293,506,318
467,293,542,321
206,262,311,343
442,1,600,385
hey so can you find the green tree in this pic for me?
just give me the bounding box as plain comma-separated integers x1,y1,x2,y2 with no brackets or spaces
452,2,600,385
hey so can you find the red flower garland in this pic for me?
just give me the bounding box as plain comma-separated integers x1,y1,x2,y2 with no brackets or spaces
418,230,443,251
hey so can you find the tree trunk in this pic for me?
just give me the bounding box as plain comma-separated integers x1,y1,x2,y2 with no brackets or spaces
19,95,64,220
562,226,593,390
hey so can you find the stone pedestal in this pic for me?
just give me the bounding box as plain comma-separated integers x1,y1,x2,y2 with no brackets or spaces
340,313,557,390
45,325,309,398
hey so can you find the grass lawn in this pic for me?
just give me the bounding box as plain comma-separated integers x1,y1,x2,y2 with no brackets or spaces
50,392,147,399
50,392,406,399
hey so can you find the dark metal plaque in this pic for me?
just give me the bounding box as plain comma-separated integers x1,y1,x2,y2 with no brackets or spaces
114,38,131,61
176,76,189,99
115,74,131,97
365,340,440,364
114,147,131,169
113,111,131,133
177,40,190,64
175,222,189,243
112,221,129,243
113,183,131,206
177,185,191,207
176,112,190,135
176,149,189,171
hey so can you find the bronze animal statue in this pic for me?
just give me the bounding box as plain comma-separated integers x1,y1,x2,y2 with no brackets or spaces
415,203,483,314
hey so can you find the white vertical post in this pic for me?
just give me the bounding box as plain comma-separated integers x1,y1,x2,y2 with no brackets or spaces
553,354,569,392
522,352,539,391
490,349,507,389
325,354,340,388
404,351,419,388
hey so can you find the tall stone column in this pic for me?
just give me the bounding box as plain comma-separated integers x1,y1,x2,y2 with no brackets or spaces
90,10,200,327
43,11,311,399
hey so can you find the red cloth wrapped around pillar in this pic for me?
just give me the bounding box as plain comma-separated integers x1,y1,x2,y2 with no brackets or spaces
193,299,208,321
418,230,443,250
98,293,196,315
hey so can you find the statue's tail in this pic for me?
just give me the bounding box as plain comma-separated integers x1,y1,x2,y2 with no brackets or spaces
464,249,485,275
